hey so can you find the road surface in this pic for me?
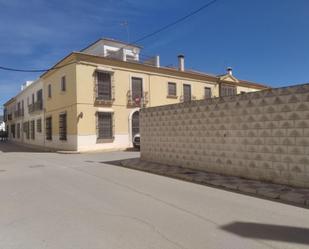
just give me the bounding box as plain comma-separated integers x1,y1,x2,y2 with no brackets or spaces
0,142,309,249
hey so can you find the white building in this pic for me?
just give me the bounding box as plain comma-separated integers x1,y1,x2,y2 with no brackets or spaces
0,116,5,131
5,79,45,147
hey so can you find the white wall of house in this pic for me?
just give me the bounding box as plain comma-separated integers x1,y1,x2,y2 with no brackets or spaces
10,79,45,148
0,121,5,131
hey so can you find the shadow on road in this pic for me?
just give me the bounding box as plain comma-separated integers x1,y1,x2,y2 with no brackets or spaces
0,141,53,153
221,222,309,245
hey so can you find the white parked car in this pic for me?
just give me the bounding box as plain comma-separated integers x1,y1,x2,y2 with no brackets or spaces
133,134,140,149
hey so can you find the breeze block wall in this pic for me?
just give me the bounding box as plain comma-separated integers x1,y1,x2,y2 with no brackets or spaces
140,84,309,188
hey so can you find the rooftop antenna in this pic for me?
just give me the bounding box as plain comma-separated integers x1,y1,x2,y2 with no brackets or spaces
120,20,130,43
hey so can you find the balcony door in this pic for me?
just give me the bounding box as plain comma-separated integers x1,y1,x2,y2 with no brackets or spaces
37,89,43,102
131,77,143,101
183,84,191,102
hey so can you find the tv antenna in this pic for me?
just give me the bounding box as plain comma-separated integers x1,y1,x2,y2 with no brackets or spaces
120,20,130,43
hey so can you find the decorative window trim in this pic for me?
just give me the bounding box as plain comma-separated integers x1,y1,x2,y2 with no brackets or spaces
95,66,115,73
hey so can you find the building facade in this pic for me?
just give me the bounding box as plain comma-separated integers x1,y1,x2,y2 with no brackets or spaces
0,115,5,131
3,38,268,151
3,79,44,146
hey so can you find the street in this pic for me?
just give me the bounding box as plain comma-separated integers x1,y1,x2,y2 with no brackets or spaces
0,142,309,249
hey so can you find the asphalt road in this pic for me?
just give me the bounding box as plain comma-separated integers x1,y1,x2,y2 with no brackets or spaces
0,142,309,249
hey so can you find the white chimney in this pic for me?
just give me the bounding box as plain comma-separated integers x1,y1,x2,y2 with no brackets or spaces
155,55,160,68
178,54,185,71
227,67,232,75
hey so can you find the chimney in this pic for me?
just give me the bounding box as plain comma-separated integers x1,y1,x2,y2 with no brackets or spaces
155,55,160,68
227,67,232,75
178,54,185,71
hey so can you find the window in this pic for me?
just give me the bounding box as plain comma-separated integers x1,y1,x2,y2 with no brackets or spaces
183,84,191,102
168,82,177,97
17,123,20,139
37,89,43,102
59,113,67,141
240,91,246,94
97,112,113,140
46,117,52,140
32,93,35,104
23,121,30,139
17,102,21,113
48,84,52,98
204,87,212,99
21,100,24,116
96,72,111,100
30,120,35,140
11,124,15,138
37,119,42,133
131,77,143,100
61,76,66,92
220,84,236,97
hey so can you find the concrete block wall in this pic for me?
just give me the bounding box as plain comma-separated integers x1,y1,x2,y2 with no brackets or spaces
140,84,309,188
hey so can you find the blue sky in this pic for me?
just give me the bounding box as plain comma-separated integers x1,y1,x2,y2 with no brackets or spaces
1,0,309,112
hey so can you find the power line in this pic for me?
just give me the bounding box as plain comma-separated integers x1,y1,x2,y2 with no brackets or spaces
0,0,219,73
133,0,219,45
0,61,76,73
106,0,219,58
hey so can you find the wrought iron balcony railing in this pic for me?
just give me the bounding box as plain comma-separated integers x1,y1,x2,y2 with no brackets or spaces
14,109,24,118
127,91,149,108
28,101,43,113
94,84,115,106
180,95,196,103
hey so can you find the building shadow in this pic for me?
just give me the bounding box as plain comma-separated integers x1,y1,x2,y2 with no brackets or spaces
221,222,309,245
0,141,53,153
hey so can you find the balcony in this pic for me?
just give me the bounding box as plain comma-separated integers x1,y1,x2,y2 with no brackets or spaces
14,109,24,118
28,101,43,113
94,96,114,106
127,91,149,108
180,95,196,103
94,83,115,106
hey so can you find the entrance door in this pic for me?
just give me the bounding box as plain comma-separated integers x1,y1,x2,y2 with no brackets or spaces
132,111,140,139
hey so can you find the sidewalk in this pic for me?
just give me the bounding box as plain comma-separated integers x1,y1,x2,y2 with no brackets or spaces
118,158,309,208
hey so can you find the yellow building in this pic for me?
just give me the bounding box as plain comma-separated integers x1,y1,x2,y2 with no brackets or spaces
4,38,268,151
